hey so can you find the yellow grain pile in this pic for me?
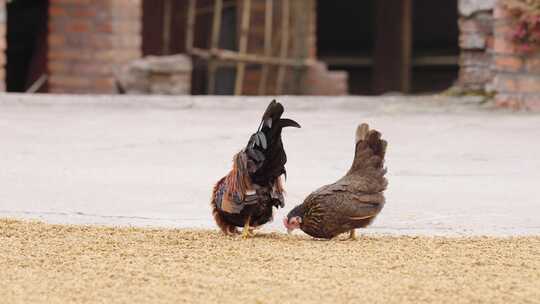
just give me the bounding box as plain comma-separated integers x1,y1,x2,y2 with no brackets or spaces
1,219,539,304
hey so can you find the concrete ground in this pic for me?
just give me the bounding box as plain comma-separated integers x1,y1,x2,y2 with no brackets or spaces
1,94,539,236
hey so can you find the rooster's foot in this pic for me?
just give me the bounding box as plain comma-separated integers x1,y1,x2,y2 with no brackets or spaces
242,218,255,239
242,228,255,239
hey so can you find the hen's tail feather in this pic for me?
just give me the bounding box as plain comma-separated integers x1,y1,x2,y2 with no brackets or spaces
349,123,387,175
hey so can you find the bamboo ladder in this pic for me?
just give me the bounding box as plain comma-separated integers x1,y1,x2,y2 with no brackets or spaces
186,0,311,95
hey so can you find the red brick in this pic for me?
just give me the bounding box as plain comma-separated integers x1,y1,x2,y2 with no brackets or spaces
525,58,540,74
114,35,141,48
517,77,540,93
87,34,114,48
71,7,98,18
486,36,494,50
92,50,115,61
96,22,113,34
494,55,523,72
110,50,140,63
49,75,92,87
493,75,519,92
93,77,116,88
48,61,71,73
49,49,93,60
493,36,517,54
493,20,514,37
115,21,142,34
48,34,66,47
495,94,522,109
66,20,91,33
50,0,92,5
523,96,540,111
49,6,67,17
459,18,480,32
72,62,112,76
48,0,142,93
494,3,513,19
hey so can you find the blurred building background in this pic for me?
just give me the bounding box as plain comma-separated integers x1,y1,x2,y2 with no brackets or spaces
1,0,539,109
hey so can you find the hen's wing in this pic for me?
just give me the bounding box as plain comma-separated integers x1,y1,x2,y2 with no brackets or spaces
301,178,385,235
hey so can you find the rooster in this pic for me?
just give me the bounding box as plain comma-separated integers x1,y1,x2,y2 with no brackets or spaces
211,100,300,238
284,123,387,240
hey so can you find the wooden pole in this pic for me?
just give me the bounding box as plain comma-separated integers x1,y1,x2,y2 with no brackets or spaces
186,0,196,53
373,0,412,94
290,0,312,95
207,0,223,94
162,0,172,55
234,0,251,95
275,0,290,95
258,0,273,95
190,47,311,66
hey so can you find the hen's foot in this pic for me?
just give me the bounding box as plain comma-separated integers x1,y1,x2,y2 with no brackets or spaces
225,229,240,236
348,229,357,241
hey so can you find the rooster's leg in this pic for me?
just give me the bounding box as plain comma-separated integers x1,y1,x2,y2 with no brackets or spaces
348,229,357,240
242,216,255,239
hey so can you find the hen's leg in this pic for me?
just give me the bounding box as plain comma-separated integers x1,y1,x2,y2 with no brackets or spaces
242,216,255,239
226,226,240,236
348,229,357,240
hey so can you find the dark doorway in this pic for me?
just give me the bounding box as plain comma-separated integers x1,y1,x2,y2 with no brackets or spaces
316,0,459,95
412,0,459,93
317,1,375,95
6,0,48,92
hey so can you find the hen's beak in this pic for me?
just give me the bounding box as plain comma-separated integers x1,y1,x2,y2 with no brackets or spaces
283,217,291,235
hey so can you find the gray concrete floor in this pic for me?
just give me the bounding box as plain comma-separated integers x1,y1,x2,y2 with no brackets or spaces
1,94,539,236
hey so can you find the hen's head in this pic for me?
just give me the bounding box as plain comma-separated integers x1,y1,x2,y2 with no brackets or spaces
284,205,305,234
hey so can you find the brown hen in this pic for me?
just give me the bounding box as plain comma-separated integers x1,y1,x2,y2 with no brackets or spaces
284,123,387,239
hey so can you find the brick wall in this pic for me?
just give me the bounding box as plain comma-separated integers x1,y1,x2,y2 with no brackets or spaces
492,2,540,110
241,0,347,95
48,0,142,94
0,0,5,92
457,0,495,92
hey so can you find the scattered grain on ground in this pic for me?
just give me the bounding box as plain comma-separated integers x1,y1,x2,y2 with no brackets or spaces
1,219,539,304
